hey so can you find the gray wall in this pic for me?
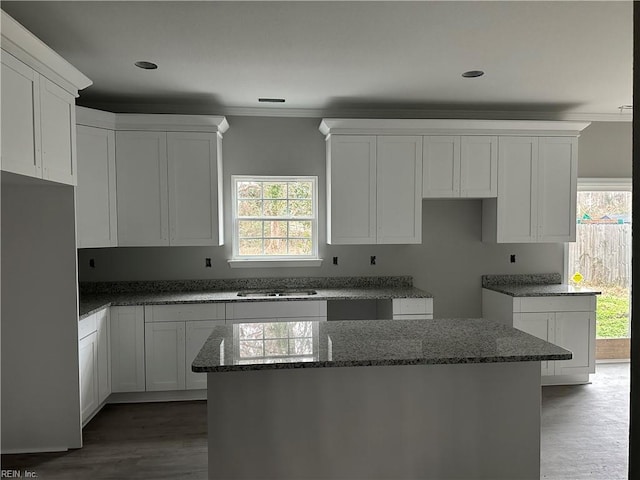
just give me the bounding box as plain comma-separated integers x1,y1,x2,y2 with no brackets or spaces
578,121,632,178
78,117,630,317
2,175,82,452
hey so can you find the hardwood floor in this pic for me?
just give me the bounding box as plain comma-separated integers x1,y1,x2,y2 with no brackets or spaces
1,362,630,479
1,401,208,480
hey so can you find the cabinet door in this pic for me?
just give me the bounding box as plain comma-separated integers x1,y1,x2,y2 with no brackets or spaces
327,135,377,244
514,312,553,376
40,77,76,185
79,332,99,425
185,320,224,390
496,137,538,242
110,306,146,393
76,126,117,248
96,309,111,405
460,136,497,198
1,51,41,178
145,321,186,391
553,311,596,375
422,136,459,198
167,132,222,246
376,136,422,244
116,131,169,246
537,137,577,243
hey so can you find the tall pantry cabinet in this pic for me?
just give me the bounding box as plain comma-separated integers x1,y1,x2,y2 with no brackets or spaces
1,10,92,454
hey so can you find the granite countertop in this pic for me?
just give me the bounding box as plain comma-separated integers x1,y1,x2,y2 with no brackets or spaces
191,317,572,373
78,276,432,320
481,273,601,297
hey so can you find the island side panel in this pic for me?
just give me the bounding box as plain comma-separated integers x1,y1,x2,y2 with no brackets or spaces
206,362,541,480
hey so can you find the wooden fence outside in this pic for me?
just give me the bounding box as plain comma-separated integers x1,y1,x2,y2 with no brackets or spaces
567,224,632,288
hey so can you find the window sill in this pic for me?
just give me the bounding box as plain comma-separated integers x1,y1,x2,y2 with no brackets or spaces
228,258,323,269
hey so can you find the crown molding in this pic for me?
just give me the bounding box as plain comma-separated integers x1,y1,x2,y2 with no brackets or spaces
1,10,92,96
319,118,591,137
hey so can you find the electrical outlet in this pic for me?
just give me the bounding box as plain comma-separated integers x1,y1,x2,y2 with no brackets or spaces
205,258,212,268
370,255,376,265
333,256,338,265
510,254,516,263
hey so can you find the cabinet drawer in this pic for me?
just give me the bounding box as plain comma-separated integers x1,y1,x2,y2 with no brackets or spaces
79,312,98,340
393,314,433,320
517,296,595,313
226,300,327,320
145,303,226,322
392,298,433,315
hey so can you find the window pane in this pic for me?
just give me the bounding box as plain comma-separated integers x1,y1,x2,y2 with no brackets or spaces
288,321,312,337
289,199,312,217
263,200,287,217
264,221,287,238
263,322,289,339
289,181,312,199
264,338,289,356
239,340,263,358
238,200,262,217
263,183,287,199
237,182,262,199
289,221,312,238
290,338,313,355
264,239,287,255
289,239,312,255
239,323,263,340
239,239,263,255
238,220,263,238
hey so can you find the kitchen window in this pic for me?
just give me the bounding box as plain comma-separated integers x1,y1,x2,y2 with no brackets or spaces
229,175,321,267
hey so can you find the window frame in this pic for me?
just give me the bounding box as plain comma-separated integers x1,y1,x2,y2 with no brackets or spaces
229,175,321,267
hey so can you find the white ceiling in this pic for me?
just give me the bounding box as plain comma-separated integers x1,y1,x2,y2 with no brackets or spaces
1,1,633,120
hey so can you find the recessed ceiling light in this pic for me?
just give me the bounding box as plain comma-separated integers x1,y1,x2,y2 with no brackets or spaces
134,61,158,70
258,98,286,103
462,70,484,78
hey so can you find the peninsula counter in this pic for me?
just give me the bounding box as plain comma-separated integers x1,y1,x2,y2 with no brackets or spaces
193,318,570,480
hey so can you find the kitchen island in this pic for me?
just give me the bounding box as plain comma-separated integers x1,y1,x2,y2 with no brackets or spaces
192,317,570,480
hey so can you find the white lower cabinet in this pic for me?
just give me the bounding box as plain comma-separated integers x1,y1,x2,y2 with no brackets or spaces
145,321,186,391
144,304,226,392
78,308,111,426
79,331,98,425
482,289,596,385
110,306,146,393
391,298,434,320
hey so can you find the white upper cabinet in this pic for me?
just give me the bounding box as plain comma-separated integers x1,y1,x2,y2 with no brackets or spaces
1,11,92,185
116,131,170,246
459,136,497,198
483,136,577,243
326,135,377,244
76,121,117,248
422,136,497,198
167,132,223,246
422,136,459,198
109,115,228,247
40,78,76,184
537,137,578,243
376,136,422,244
1,51,41,178
326,134,422,245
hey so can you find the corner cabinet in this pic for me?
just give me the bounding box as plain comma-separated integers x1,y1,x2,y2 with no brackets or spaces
325,134,422,244
1,11,92,185
482,136,578,243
